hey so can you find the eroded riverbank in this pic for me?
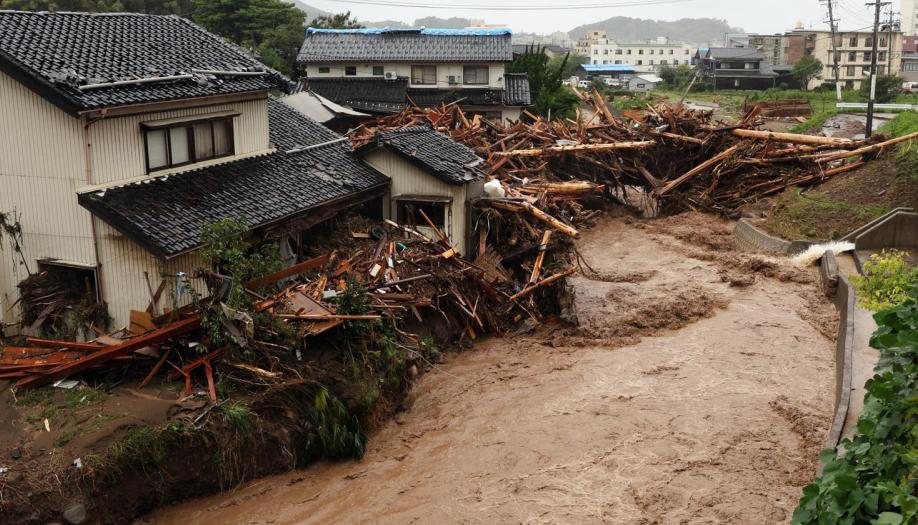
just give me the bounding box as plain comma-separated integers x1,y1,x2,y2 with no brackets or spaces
145,214,836,524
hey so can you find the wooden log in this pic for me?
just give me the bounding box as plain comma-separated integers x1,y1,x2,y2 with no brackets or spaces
16,315,201,390
816,131,918,164
279,314,382,320
490,200,580,238
518,181,603,195
492,141,655,158
510,267,578,302
730,128,855,146
657,144,742,196
24,337,106,352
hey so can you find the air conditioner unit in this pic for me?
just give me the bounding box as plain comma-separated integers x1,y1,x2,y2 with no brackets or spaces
448,75,459,85
384,72,395,80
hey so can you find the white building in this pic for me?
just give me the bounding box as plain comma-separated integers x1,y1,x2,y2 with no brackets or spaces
589,37,695,73
904,0,918,36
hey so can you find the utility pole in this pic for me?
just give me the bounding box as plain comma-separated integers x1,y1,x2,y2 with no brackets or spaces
821,0,842,99
866,1,891,138
883,8,899,75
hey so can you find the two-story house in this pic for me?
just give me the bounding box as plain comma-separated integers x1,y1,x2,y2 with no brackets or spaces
296,28,531,122
0,11,393,332
695,48,779,90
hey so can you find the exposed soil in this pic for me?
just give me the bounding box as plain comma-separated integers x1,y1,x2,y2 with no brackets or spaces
145,213,836,525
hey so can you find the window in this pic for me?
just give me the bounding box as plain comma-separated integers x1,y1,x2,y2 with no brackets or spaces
846,65,856,76
879,51,887,62
669,49,674,55
849,36,858,47
864,51,872,61
602,60,608,64
463,65,488,85
345,66,357,76
603,49,608,55
396,200,448,241
880,37,887,47
684,49,690,54
660,60,668,65
638,49,644,55
372,65,384,76
848,52,856,61
318,66,330,74
649,60,654,65
865,37,874,47
143,117,234,172
615,49,622,55
411,65,437,85
637,60,643,65
626,49,632,55
649,49,655,55
615,60,622,64
593,49,598,55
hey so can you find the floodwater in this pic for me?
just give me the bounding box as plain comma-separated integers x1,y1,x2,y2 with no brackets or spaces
146,214,835,524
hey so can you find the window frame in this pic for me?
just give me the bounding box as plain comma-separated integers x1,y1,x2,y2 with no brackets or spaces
344,66,357,76
317,66,330,74
142,117,235,174
372,65,384,76
463,65,489,85
411,65,437,86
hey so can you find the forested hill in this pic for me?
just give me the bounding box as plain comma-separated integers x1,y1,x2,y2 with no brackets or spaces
569,17,742,44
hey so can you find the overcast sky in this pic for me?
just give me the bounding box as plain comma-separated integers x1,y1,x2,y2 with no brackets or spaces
305,0,887,36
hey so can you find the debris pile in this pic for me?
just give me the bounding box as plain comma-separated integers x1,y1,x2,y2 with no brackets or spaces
741,98,813,118
351,91,915,214
3,216,577,392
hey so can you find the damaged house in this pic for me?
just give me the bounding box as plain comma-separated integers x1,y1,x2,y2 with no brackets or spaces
297,28,532,122
0,11,390,332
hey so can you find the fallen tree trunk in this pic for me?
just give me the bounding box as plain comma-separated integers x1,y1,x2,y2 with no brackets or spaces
492,141,655,158
657,144,742,196
816,131,918,164
730,128,854,146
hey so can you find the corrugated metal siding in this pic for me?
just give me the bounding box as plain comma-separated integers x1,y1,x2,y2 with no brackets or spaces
88,98,270,185
94,219,207,328
0,70,93,327
363,150,470,254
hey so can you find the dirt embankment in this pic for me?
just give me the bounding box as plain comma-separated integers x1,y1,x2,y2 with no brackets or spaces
145,213,836,525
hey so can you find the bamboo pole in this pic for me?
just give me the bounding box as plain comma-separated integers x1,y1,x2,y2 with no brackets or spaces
510,267,578,302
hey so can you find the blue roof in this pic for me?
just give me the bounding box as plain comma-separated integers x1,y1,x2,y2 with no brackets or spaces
580,64,636,72
306,27,512,36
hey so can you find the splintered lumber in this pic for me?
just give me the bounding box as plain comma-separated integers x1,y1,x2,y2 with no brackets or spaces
816,131,918,164
528,230,554,285
24,337,105,352
657,144,742,196
493,141,655,158
510,267,578,301
730,128,854,146
278,314,382,320
245,255,329,290
16,315,201,390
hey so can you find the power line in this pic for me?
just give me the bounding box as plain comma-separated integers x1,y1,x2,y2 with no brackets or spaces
320,0,699,10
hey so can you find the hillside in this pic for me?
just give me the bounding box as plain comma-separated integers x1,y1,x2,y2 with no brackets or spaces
569,16,741,44
290,0,332,19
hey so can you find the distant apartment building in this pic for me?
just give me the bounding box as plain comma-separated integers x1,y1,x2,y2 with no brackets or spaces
575,29,607,56
787,28,903,89
903,0,918,36
589,37,695,73
748,34,789,66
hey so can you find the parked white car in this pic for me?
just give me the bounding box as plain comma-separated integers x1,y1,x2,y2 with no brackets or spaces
577,80,591,89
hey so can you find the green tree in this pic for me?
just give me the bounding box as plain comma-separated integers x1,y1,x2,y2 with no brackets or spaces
793,55,823,91
191,0,306,77
309,11,363,29
659,64,695,89
508,46,580,121
859,74,903,103
548,53,588,79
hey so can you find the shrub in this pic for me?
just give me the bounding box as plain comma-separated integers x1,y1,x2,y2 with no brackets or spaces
850,251,918,311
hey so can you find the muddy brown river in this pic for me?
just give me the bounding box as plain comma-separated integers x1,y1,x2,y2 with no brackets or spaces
145,214,835,524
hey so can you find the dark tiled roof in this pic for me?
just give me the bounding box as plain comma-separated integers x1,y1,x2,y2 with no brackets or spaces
360,126,484,185
303,75,530,113
298,27,513,63
305,77,409,113
706,47,765,61
503,73,531,106
78,99,388,258
0,11,290,114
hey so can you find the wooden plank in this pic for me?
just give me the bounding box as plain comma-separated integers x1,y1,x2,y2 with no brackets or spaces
510,267,578,302
244,255,329,290
492,141,655,158
24,337,106,352
656,144,742,196
16,315,201,390
139,348,172,389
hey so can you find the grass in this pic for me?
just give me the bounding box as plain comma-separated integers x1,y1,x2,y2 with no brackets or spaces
221,402,254,436
789,109,839,134
54,414,121,447
882,111,918,183
763,188,888,241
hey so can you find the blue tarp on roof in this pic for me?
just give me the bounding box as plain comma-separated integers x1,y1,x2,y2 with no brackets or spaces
306,27,512,36
580,64,636,73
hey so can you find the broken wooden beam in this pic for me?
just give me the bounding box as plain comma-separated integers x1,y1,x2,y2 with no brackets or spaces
815,131,918,164
16,315,201,390
245,255,330,290
730,128,854,146
656,144,742,196
510,267,578,302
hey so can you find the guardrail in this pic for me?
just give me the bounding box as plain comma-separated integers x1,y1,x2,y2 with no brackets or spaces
836,102,915,111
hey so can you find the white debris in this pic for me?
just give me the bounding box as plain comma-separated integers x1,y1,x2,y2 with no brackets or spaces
484,179,506,199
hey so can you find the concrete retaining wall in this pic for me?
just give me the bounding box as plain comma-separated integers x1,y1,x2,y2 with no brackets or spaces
734,219,812,254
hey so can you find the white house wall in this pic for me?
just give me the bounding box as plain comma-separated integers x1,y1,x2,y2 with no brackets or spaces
362,150,472,255
0,70,93,327
93,220,207,329
306,63,507,90
87,97,270,185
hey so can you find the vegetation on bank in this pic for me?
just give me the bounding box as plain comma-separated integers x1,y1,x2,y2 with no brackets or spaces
852,251,918,312
793,285,918,524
